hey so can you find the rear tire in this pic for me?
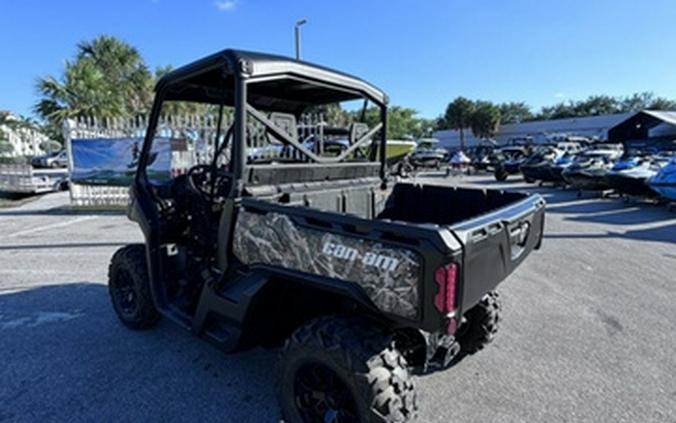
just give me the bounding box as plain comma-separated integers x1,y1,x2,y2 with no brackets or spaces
457,291,501,354
277,316,418,423
108,244,160,330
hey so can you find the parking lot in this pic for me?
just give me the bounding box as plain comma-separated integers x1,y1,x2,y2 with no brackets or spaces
1,174,675,423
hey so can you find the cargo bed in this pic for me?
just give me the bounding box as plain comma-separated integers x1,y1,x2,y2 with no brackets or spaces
233,180,545,331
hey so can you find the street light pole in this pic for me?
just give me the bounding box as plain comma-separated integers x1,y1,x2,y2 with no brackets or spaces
295,19,307,60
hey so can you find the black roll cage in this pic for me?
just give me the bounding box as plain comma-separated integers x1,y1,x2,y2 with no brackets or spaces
135,49,389,198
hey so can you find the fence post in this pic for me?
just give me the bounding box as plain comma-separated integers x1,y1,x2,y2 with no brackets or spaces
63,118,76,205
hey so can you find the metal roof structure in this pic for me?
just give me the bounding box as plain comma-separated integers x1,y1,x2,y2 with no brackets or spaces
608,110,676,142
155,49,387,113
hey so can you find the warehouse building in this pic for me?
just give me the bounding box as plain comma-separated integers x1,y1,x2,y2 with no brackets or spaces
433,112,633,148
607,110,676,151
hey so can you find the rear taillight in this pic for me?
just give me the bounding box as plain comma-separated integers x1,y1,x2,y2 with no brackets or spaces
434,263,458,314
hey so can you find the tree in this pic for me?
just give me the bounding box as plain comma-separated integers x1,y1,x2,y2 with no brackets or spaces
34,35,153,141
354,105,429,139
532,92,676,121
620,92,655,112
443,97,475,149
647,97,676,110
40,139,62,153
470,101,501,140
499,102,533,124
77,35,153,114
415,117,437,138
387,106,425,139
573,95,620,116
308,103,351,127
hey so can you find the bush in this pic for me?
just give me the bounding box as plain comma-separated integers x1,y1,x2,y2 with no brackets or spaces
0,156,29,165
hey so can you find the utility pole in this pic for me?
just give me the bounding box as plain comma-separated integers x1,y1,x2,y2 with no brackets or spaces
295,19,307,60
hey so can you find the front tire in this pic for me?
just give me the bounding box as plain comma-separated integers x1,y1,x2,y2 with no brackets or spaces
277,316,417,423
457,291,501,354
108,244,160,330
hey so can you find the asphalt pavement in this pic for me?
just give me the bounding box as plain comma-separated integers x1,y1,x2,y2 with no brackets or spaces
0,175,675,422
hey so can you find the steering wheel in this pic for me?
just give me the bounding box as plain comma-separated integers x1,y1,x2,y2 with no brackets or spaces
186,164,229,198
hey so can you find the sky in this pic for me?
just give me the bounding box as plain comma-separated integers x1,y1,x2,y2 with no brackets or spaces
2,0,676,119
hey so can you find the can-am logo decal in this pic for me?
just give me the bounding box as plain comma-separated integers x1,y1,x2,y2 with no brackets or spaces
322,242,400,272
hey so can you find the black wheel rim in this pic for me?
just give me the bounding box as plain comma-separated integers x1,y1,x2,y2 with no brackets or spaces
113,269,137,315
294,362,358,423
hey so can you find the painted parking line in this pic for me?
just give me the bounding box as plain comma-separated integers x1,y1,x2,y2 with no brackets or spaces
6,216,98,238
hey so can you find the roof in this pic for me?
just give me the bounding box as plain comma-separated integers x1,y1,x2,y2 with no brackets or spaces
155,49,387,112
640,110,676,126
608,110,676,142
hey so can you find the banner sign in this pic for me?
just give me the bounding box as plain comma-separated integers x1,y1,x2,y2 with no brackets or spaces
71,138,172,186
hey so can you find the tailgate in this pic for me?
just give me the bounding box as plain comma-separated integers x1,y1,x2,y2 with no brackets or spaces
450,193,545,310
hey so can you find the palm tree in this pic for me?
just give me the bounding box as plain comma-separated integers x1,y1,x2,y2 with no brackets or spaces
77,35,153,114
34,35,153,139
444,97,475,150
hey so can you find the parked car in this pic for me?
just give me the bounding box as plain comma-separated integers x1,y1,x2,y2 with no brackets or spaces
31,150,68,168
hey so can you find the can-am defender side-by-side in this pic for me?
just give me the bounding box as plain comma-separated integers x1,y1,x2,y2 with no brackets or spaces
108,49,545,423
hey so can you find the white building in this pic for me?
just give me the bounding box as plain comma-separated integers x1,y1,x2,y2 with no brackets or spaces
433,112,633,149
0,111,50,157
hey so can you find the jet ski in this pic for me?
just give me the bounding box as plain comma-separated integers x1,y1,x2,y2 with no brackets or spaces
469,142,497,171
607,156,667,198
493,146,529,181
562,148,622,191
446,150,472,176
548,154,577,183
449,150,471,167
520,146,564,183
647,156,676,201
611,155,641,172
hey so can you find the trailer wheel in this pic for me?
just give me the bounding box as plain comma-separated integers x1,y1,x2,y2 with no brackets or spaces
108,244,160,330
457,291,502,354
277,316,418,423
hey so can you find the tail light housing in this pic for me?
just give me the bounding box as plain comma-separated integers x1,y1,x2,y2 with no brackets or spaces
434,263,458,315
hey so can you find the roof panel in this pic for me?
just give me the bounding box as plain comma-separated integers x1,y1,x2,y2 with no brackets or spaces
155,49,387,107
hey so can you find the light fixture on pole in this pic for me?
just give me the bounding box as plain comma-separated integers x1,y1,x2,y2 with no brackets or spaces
295,19,307,60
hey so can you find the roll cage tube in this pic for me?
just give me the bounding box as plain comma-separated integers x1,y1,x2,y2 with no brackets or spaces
238,72,388,182
135,71,389,192
134,79,242,199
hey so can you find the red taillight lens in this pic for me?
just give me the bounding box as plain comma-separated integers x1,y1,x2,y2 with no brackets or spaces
434,263,458,314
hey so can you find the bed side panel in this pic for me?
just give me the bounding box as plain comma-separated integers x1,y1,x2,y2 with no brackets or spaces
232,209,422,318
